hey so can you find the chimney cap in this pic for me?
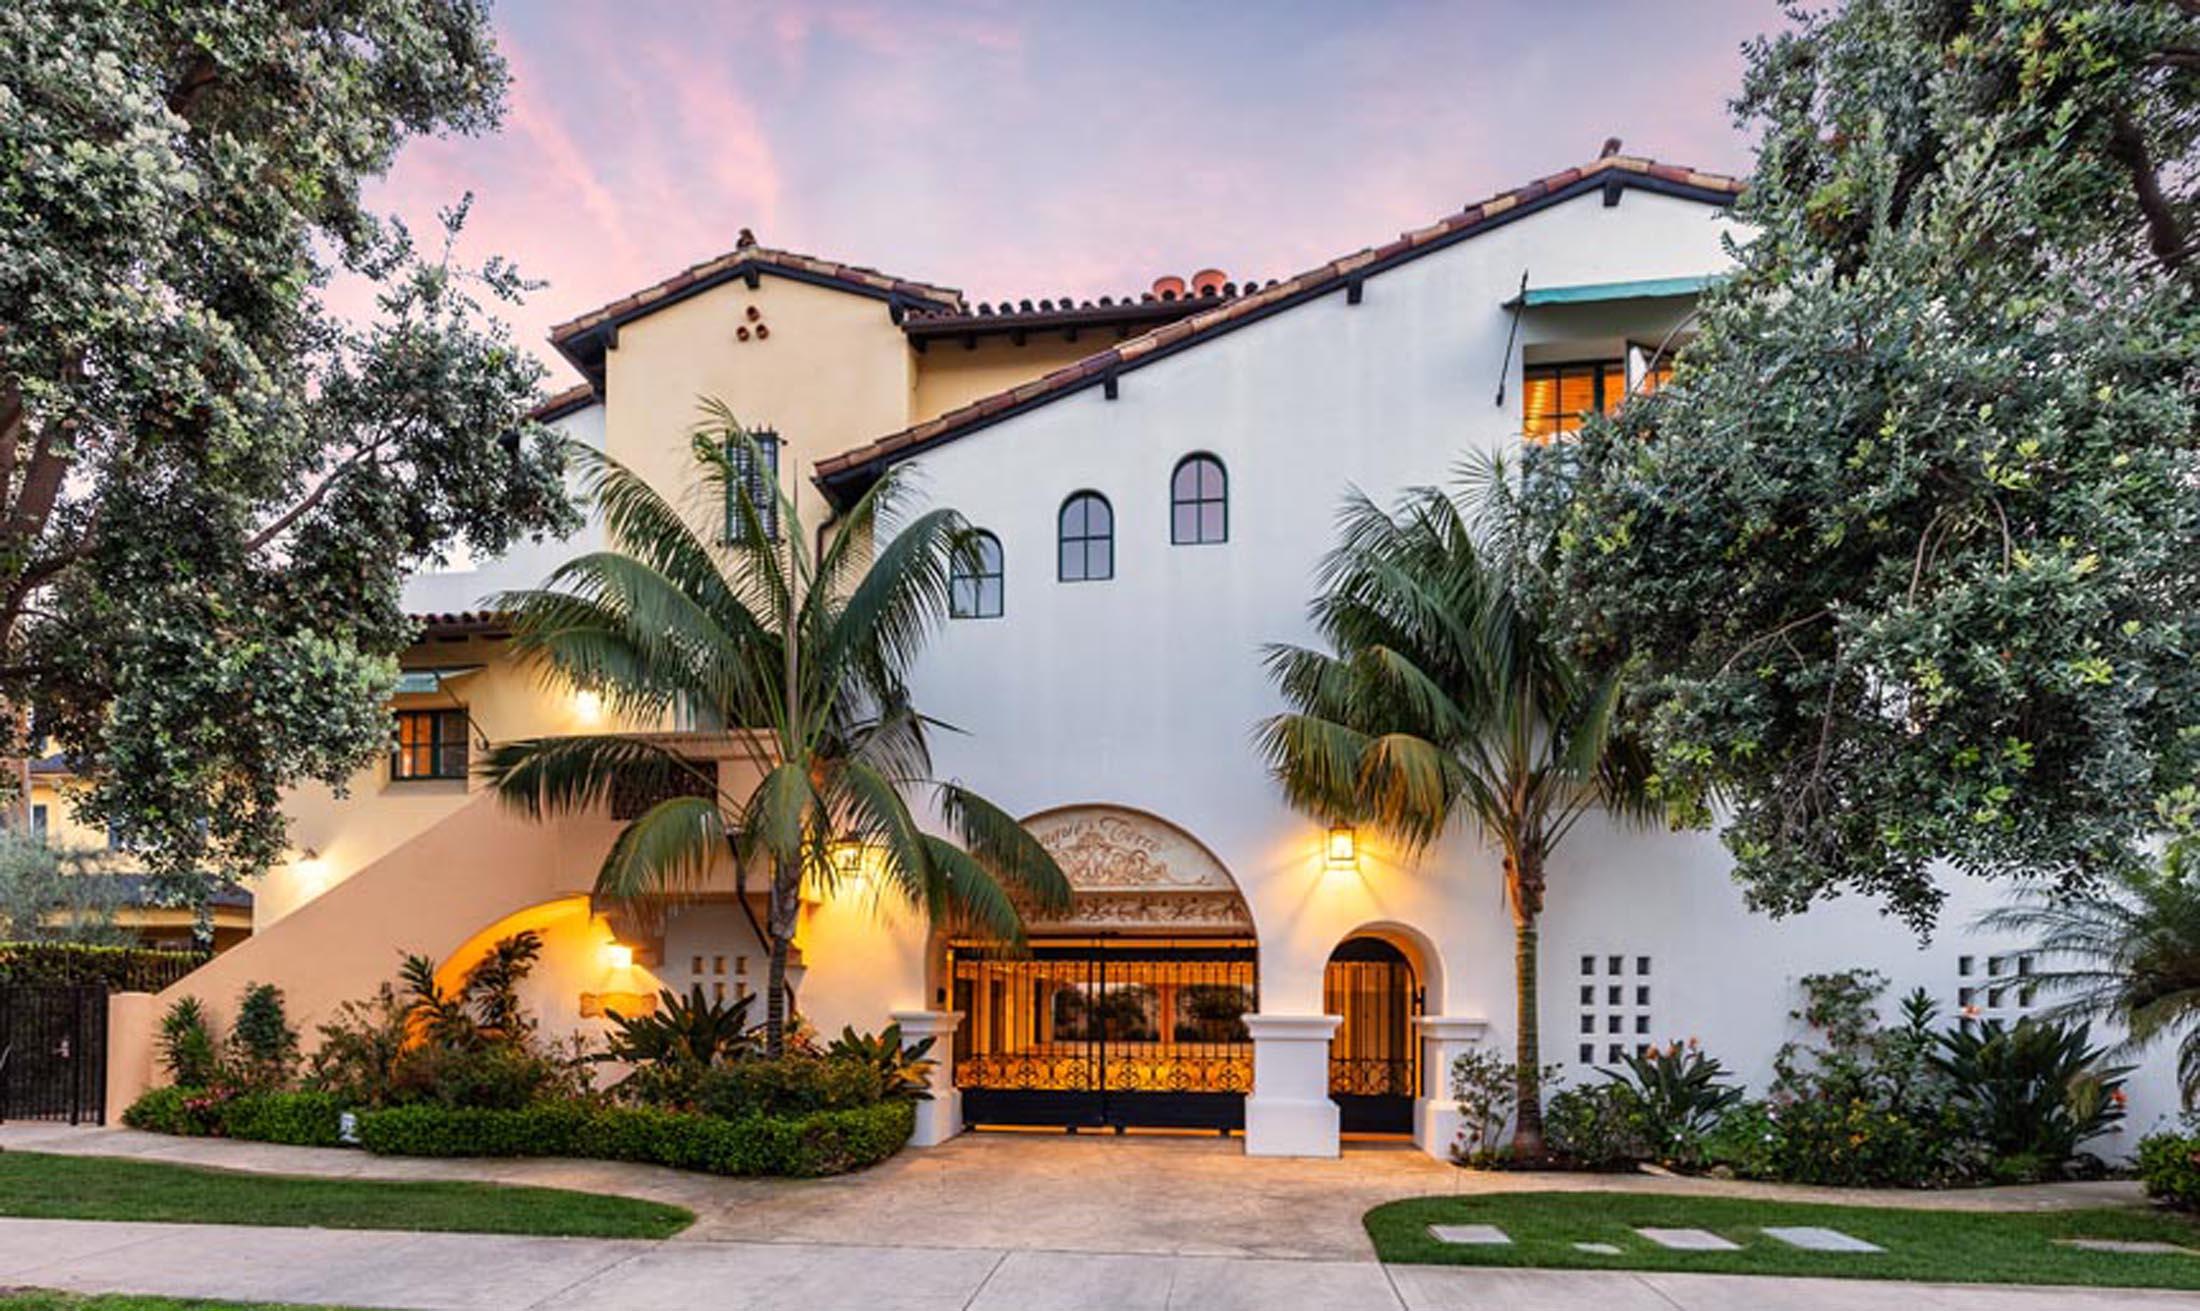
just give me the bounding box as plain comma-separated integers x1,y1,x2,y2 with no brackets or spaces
1598,137,1623,159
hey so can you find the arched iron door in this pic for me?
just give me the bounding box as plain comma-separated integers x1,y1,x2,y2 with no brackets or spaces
1325,937,1421,1134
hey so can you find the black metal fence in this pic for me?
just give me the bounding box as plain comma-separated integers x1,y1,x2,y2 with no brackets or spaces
0,985,107,1124
1325,938,1421,1133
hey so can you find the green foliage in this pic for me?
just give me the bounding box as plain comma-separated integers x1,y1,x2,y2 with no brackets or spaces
0,942,202,990
120,1085,221,1137
1932,1017,2132,1177
0,834,129,946
384,1040,578,1112
304,983,412,1109
2137,1131,2200,1210
225,982,298,1087
825,1024,935,1102
1749,1094,1975,1189
2,2,580,907
1258,458,1655,1149
156,997,219,1089
1447,1048,1558,1163
695,1054,885,1120
483,417,1071,1053
1599,1042,1745,1168
598,985,758,1102
121,1086,340,1147
354,1100,914,1177
1539,0,2200,928
1543,1084,1646,1170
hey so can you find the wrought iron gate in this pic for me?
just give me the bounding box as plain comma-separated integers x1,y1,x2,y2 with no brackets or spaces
0,985,108,1124
1325,938,1421,1134
951,938,1256,1131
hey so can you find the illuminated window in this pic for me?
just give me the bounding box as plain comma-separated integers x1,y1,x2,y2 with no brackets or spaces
391,709,469,781
1058,492,1113,582
1522,361,1625,439
1170,454,1227,545
950,530,1004,619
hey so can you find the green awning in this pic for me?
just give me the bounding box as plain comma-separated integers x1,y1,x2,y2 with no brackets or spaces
1506,275,1717,308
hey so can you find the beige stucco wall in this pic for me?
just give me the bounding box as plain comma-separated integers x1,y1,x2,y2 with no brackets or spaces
910,334,1107,423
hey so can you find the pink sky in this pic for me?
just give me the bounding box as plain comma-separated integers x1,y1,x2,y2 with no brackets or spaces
366,1,1777,386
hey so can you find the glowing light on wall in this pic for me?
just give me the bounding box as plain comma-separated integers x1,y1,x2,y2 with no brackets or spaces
1326,823,1359,872
602,942,634,970
831,838,865,885
574,689,604,723
293,848,330,890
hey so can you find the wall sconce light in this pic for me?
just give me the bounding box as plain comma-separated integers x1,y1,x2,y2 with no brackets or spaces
574,689,603,723
293,848,329,889
1326,822,1359,871
602,942,634,971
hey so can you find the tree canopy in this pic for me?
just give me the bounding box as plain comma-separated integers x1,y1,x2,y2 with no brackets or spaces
1539,0,2200,928
2,1,575,906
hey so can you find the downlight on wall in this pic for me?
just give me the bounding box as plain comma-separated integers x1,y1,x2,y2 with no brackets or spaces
601,942,635,971
1326,823,1359,872
293,848,330,891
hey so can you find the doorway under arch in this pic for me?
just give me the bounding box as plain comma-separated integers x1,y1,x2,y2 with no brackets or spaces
1325,935,1423,1134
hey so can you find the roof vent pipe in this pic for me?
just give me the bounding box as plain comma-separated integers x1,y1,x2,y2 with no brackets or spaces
1190,268,1228,295
1151,275,1186,301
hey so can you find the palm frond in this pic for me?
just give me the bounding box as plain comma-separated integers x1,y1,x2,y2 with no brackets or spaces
938,783,1073,916
482,735,720,820
594,795,728,909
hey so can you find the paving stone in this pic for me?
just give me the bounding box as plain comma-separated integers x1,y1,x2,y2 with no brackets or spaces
1762,1226,1884,1254
1572,1242,1622,1255
2055,1238,2197,1255
1428,1223,1511,1245
1633,1227,1741,1252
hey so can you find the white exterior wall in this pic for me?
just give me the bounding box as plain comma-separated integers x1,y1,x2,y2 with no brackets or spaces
867,187,2179,1156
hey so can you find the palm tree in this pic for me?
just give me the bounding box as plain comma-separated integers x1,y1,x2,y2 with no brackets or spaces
483,401,1070,1054
1977,837,2200,1105
1257,456,1652,1153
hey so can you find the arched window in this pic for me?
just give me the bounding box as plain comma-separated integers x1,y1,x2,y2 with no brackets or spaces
1057,492,1113,582
1171,453,1227,544
950,530,1004,619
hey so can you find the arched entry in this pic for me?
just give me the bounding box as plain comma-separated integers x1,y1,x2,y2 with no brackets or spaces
1325,936,1423,1134
948,806,1257,1133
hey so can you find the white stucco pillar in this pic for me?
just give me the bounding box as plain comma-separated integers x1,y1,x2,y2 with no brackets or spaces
1243,1013,1341,1158
891,1010,963,1148
1412,1016,1491,1162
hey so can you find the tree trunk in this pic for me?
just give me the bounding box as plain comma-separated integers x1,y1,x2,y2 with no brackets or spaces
1505,848,1548,1157
762,852,801,1057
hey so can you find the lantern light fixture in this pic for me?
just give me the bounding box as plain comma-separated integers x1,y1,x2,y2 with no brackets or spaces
1326,822,1359,871
602,942,634,971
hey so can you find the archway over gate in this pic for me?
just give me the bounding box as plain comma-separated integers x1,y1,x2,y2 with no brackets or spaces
947,805,1260,1133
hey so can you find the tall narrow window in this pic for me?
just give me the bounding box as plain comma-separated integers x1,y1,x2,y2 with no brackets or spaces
1170,454,1227,545
1522,360,1626,439
392,709,470,781
1058,492,1113,582
724,428,780,542
950,530,1004,618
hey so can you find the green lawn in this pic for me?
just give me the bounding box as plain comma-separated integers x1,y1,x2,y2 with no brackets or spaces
0,1151,691,1239
1366,1191,2200,1290
0,1295,369,1311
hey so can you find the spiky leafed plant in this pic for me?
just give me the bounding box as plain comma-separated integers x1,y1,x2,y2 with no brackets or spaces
1978,837,2200,1105
1257,455,1653,1154
484,400,1071,1055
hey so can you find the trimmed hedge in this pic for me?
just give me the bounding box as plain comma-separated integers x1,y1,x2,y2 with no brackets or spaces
355,1100,915,1178
122,1087,344,1147
2139,1132,2200,1210
0,942,204,991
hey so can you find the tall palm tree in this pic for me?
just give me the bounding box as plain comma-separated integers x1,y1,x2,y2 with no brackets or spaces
483,400,1070,1054
1977,838,2200,1105
1257,456,1653,1153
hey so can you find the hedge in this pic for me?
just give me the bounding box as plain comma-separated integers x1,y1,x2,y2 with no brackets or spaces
0,942,204,991
355,1100,915,1178
2139,1132,2200,1210
122,1087,344,1147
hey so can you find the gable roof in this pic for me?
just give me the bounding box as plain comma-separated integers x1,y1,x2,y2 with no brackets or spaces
549,239,964,386
814,155,1743,498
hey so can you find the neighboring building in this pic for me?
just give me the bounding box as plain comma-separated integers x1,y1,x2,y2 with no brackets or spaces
116,153,2184,1157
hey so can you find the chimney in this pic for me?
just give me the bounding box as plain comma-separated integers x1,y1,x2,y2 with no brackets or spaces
1151,275,1187,301
1190,268,1228,296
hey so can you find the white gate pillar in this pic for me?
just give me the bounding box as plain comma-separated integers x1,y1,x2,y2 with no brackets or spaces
1412,1016,1491,1162
891,1010,963,1147
1243,1013,1342,1157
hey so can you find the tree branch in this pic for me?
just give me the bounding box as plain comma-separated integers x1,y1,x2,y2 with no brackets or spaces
165,51,220,119
244,435,395,553
2106,107,2190,272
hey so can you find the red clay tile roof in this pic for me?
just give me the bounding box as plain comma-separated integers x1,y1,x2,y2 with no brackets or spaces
549,242,963,347
815,156,1744,490
901,281,1280,339
530,382,598,423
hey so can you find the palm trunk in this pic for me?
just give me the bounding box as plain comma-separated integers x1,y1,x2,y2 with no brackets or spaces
1505,846,1548,1157
762,852,801,1057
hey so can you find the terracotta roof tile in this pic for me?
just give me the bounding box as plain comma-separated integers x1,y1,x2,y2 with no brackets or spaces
550,243,962,345
811,154,1746,485
529,382,597,422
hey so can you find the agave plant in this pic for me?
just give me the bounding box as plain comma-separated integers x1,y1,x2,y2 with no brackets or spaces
601,985,759,1070
826,1023,936,1101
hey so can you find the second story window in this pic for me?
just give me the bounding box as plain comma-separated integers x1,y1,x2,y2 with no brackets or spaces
724,428,781,543
1058,492,1113,582
950,530,1004,619
1170,454,1228,545
392,708,469,781
1522,360,1626,439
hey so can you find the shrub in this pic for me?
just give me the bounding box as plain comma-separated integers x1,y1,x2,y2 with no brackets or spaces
1600,1041,1744,1168
226,982,299,1087
221,1090,344,1146
2138,1132,2200,1210
1757,1095,1977,1188
825,1024,935,1103
1544,1084,1647,1169
695,1054,884,1120
354,1100,913,1177
123,1085,222,1136
1701,1101,1781,1178
0,941,203,990
388,1040,579,1111
306,983,412,1109
157,996,220,1088
1932,1017,2132,1179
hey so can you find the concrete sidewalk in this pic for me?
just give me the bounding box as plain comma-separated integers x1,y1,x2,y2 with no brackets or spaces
3,1217,2193,1311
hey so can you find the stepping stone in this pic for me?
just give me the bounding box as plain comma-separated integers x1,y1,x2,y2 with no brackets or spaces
1635,1227,1742,1252
1428,1223,1511,1245
1764,1226,1884,1253
1572,1242,1622,1255
2057,1239,2197,1255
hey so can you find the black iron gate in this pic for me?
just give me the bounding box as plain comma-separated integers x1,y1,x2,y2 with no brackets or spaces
951,938,1256,1132
1325,938,1421,1134
0,985,107,1124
